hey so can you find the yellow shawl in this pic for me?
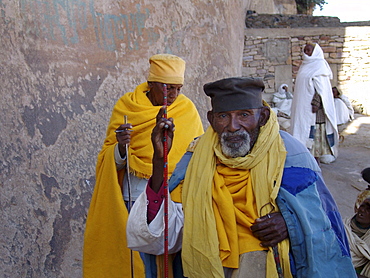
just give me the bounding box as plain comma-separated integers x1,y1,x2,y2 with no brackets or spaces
101,82,204,178
181,108,292,278
83,82,203,277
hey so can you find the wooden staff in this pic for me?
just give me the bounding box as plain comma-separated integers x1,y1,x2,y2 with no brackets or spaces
124,115,133,212
124,115,134,278
162,84,169,278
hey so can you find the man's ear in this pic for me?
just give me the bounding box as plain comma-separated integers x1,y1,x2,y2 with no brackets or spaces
258,107,270,127
207,111,214,127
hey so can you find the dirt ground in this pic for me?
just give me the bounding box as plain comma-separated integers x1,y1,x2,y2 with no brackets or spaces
320,113,370,219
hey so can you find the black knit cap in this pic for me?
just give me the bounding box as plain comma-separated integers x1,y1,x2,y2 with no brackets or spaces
204,77,265,113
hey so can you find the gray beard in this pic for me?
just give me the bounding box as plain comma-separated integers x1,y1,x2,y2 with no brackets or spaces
220,129,251,158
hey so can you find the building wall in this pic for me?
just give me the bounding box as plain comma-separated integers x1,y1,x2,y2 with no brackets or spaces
243,17,370,114
0,0,253,277
247,0,297,14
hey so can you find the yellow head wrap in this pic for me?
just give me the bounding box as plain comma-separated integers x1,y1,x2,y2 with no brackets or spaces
355,188,370,213
147,54,185,85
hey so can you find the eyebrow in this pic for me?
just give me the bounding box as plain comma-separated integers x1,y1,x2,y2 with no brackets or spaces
167,84,182,87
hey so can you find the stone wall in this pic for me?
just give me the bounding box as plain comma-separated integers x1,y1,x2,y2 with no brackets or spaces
243,14,370,114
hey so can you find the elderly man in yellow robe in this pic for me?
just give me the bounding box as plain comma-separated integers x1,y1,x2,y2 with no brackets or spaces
83,54,204,278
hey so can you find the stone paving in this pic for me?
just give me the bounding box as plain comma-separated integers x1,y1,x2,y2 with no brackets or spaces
321,113,370,219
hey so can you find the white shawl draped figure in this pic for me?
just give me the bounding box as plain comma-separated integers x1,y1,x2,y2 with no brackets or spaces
334,89,354,125
290,43,339,158
272,84,293,117
344,217,370,277
335,97,352,125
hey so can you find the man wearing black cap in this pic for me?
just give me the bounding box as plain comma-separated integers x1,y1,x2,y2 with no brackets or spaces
127,77,356,278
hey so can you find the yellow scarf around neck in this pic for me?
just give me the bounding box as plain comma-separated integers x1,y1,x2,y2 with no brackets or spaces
213,163,264,268
181,108,291,278
102,82,204,178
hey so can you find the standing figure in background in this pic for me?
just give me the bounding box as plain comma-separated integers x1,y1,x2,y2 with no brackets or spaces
290,43,339,165
83,54,204,278
333,86,355,126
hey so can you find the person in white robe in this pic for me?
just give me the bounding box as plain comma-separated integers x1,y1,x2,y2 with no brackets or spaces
272,84,294,132
290,43,339,164
272,84,293,117
333,86,355,125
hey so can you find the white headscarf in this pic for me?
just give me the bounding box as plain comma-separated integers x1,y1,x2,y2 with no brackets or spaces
273,84,293,116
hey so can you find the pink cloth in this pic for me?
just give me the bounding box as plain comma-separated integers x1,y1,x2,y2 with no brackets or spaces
146,178,165,223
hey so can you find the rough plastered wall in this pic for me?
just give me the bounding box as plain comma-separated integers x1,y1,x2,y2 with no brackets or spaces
0,0,250,277
247,0,296,14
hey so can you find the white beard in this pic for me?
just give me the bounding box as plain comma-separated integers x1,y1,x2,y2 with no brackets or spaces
220,129,251,158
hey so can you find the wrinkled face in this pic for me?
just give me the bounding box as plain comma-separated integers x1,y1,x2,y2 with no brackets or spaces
304,44,314,56
148,82,183,106
356,199,370,228
208,108,266,158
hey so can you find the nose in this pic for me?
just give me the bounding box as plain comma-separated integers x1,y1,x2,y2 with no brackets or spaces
167,87,176,95
227,115,240,132
167,88,179,100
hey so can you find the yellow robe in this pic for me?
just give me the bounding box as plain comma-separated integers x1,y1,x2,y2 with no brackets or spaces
83,82,203,277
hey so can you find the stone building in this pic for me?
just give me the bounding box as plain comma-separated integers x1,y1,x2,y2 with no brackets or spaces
243,14,370,114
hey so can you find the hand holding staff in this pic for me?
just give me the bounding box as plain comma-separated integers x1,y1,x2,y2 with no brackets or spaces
115,120,133,158
150,108,175,192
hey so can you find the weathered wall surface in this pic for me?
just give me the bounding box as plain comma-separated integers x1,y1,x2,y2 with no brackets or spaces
0,0,255,277
243,14,370,114
247,0,296,14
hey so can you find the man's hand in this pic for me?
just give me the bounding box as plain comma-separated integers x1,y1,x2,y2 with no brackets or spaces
115,123,133,158
151,106,175,159
250,212,288,247
150,106,175,193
